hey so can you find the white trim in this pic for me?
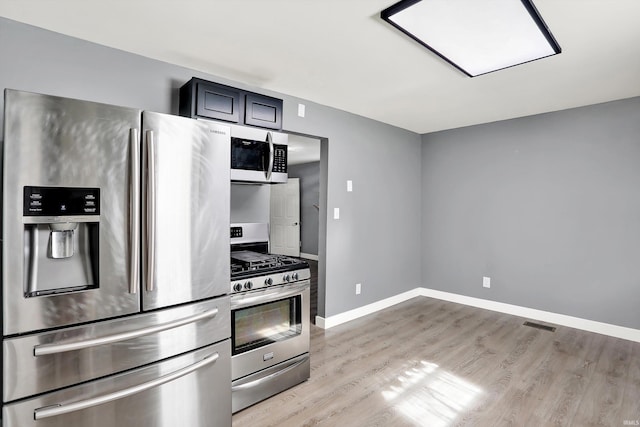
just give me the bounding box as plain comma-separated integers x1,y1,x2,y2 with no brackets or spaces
300,253,319,261
316,287,640,343
315,316,326,329
315,289,422,329
417,288,640,343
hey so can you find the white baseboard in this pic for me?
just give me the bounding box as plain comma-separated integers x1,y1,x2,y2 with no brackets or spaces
315,315,326,329
315,288,423,329
418,288,640,343
316,287,640,343
300,253,319,261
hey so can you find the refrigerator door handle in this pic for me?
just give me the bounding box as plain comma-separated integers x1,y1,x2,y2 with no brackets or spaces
129,128,140,294
33,352,219,420
265,131,274,180
145,130,157,292
33,307,219,356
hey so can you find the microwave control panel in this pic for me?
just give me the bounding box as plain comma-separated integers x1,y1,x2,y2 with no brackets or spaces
273,144,287,173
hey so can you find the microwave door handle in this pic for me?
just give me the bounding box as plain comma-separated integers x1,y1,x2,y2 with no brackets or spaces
33,352,219,420
145,130,157,292
266,131,274,180
129,128,140,294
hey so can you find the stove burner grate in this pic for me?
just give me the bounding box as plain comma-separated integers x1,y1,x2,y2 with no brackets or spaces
230,250,307,276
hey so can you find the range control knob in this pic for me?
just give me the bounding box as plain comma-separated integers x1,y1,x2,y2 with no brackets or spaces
265,277,273,286
291,272,299,281
244,281,253,290
283,274,291,283
233,283,242,292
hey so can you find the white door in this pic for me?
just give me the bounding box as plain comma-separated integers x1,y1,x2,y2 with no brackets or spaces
270,178,301,257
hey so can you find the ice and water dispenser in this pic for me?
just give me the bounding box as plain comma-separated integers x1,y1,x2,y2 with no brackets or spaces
23,186,100,297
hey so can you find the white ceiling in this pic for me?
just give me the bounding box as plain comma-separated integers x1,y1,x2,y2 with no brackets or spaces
1,1,640,134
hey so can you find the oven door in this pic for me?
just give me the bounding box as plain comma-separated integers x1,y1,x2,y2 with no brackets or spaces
230,281,310,381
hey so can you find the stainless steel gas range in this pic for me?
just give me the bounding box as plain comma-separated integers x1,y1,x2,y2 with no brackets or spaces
229,223,311,413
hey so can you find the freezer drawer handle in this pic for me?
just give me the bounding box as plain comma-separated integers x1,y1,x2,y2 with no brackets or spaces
231,355,307,391
34,352,219,420
33,307,219,356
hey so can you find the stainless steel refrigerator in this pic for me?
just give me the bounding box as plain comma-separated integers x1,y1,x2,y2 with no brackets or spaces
1,89,231,426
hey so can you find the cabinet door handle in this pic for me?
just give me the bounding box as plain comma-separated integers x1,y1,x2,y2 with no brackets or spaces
34,352,219,420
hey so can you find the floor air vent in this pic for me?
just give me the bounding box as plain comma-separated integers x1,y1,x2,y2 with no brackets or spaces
523,321,556,332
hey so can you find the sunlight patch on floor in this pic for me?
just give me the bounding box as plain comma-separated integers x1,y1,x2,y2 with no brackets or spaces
381,360,483,426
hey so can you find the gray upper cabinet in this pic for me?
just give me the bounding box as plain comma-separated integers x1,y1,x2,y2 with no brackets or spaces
179,77,283,130
244,92,283,129
196,81,240,123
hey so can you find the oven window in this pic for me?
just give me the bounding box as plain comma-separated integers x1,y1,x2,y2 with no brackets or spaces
232,296,301,355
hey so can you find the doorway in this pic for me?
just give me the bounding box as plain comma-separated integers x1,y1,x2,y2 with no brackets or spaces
269,177,301,257
281,133,325,324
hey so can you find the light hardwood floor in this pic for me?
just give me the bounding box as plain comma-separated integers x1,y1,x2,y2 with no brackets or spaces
232,297,640,427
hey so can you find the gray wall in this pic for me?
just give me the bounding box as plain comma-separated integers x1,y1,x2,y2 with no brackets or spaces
283,105,422,316
0,17,423,318
288,162,320,256
421,97,640,329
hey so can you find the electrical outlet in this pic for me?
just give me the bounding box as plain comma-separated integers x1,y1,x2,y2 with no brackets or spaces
355,283,361,295
347,180,353,192
483,276,491,288
297,103,306,117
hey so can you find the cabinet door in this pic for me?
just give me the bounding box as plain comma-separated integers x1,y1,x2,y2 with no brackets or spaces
196,81,241,123
244,93,283,129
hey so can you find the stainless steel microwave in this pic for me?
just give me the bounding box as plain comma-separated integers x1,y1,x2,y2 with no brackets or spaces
230,125,288,184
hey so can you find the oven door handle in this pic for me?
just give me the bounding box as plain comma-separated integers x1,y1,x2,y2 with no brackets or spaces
230,282,309,309
231,355,307,392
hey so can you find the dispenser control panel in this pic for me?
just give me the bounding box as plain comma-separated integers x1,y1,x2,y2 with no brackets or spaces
23,186,100,216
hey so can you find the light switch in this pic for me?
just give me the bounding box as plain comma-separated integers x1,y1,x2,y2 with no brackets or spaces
334,208,340,220
298,103,306,118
